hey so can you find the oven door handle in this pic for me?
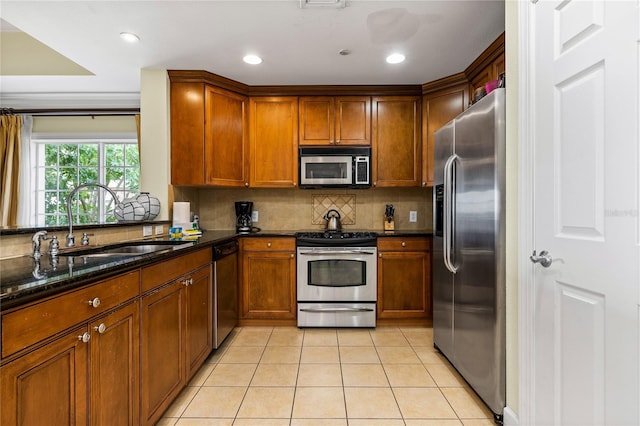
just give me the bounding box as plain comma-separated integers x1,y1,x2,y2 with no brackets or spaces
298,250,375,256
299,307,375,313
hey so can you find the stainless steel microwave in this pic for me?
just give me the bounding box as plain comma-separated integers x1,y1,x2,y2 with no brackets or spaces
299,147,371,188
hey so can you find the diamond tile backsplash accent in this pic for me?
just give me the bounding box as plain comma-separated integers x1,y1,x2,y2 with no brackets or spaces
312,194,356,225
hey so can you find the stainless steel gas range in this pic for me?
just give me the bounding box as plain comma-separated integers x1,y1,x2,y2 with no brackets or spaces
296,231,377,328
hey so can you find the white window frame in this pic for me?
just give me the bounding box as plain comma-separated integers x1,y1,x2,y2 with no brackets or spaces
29,132,139,226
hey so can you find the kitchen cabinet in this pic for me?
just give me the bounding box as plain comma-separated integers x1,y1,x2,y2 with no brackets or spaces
249,97,299,187
377,237,432,322
299,96,371,146
372,96,422,187
422,81,469,187
465,33,505,101
0,271,140,425
240,237,296,324
141,248,212,425
170,82,249,186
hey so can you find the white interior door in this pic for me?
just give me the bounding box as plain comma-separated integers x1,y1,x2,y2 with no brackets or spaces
528,1,639,425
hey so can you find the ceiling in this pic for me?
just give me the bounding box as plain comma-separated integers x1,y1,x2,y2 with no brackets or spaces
0,1,505,108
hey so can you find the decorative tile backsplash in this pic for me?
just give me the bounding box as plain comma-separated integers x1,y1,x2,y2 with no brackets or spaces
312,194,356,225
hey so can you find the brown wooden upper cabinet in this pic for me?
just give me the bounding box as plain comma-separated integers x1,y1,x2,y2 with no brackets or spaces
249,97,299,188
170,83,249,186
299,96,371,146
372,96,421,187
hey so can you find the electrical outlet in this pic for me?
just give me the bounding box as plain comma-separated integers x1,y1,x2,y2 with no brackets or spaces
142,225,153,237
155,225,164,235
409,211,417,222
252,210,259,222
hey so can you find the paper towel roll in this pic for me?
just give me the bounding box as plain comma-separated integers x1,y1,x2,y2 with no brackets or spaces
173,202,191,227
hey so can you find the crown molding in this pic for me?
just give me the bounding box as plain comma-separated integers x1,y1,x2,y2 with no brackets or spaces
0,92,140,110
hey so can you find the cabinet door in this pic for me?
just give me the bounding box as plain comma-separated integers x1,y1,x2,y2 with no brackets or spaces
1,326,89,425
377,251,431,319
241,250,296,320
422,85,468,187
299,97,334,145
335,96,371,145
141,282,184,425
171,82,205,185
205,86,249,186
185,265,213,379
90,301,140,426
372,96,421,187
249,97,299,187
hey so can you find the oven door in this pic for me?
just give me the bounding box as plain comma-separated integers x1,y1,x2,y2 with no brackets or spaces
296,246,377,302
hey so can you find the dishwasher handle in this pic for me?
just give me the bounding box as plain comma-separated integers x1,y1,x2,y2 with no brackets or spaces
213,240,238,260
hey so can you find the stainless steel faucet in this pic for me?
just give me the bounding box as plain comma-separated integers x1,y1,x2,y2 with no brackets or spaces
31,230,48,259
66,183,119,247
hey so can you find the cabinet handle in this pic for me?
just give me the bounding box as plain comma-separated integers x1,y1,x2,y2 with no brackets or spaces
78,332,91,343
379,253,382,258
373,182,377,187
291,253,294,258
336,139,340,144
88,297,101,308
94,323,106,334
293,182,297,187
182,278,193,286
401,241,406,247
422,182,426,187
245,182,249,187
267,242,272,248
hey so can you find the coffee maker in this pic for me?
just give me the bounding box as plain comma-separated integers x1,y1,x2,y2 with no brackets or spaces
235,201,253,233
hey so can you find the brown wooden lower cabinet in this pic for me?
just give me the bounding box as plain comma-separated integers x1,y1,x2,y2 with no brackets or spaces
377,237,432,322
240,237,296,324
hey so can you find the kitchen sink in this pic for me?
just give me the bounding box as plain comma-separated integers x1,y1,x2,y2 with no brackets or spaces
57,240,194,257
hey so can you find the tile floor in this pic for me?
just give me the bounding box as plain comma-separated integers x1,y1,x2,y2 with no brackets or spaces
157,326,495,426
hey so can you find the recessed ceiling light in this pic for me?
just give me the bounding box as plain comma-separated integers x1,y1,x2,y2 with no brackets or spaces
243,54,263,65
386,53,405,64
120,32,140,43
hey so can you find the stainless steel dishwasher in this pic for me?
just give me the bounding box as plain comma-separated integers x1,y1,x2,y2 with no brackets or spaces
212,240,238,349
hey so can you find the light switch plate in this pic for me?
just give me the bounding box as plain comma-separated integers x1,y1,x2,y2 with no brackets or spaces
252,210,259,222
142,225,153,237
409,211,417,222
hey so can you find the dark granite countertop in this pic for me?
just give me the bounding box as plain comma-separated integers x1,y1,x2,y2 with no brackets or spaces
0,228,429,310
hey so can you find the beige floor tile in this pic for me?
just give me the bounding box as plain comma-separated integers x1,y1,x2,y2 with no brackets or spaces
441,387,494,419
393,387,458,419
303,330,338,346
182,386,246,418
341,364,389,387
297,364,343,387
338,346,380,364
206,348,226,364
344,387,401,419
424,364,467,387
290,419,347,426
300,346,340,363
292,387,346,418
156,419,178,426
337,330,374,346
236,387,295,418
188,363,215,386
233,419,290,426
251,363,299,387
348,420,405,426
401,327,433,347
176,419,233,425
376,346,421,364
260,345,302,364
370,330,410,347
383,364,436,387
219,346,265,364
232,328,272,346
204,364,257,387
404,420,463,426
413,346,449,365
164,386,200,417
460,419,497,426
268,329,305,346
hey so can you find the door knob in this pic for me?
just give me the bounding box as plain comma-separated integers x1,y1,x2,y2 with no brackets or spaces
530,250,553,268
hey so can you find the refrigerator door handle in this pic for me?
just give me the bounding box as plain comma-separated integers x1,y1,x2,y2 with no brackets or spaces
443,154,459,274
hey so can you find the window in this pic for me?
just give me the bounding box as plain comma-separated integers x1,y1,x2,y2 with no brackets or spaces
31,137,140,226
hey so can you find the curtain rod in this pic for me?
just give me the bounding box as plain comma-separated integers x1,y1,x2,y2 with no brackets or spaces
2,108,140,117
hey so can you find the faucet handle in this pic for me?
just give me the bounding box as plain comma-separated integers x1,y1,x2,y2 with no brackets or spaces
81,233,93,246
48,236,60,256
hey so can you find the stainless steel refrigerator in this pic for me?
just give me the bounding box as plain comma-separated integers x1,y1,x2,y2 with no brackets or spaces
433,88,506,421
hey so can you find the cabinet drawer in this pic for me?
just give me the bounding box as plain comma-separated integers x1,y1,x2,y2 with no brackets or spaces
377,237,430,252
241,237,295,251
1,271,140,358
142,247,212,292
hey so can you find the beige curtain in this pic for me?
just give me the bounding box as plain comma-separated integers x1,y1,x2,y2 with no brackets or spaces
0,115,22,226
